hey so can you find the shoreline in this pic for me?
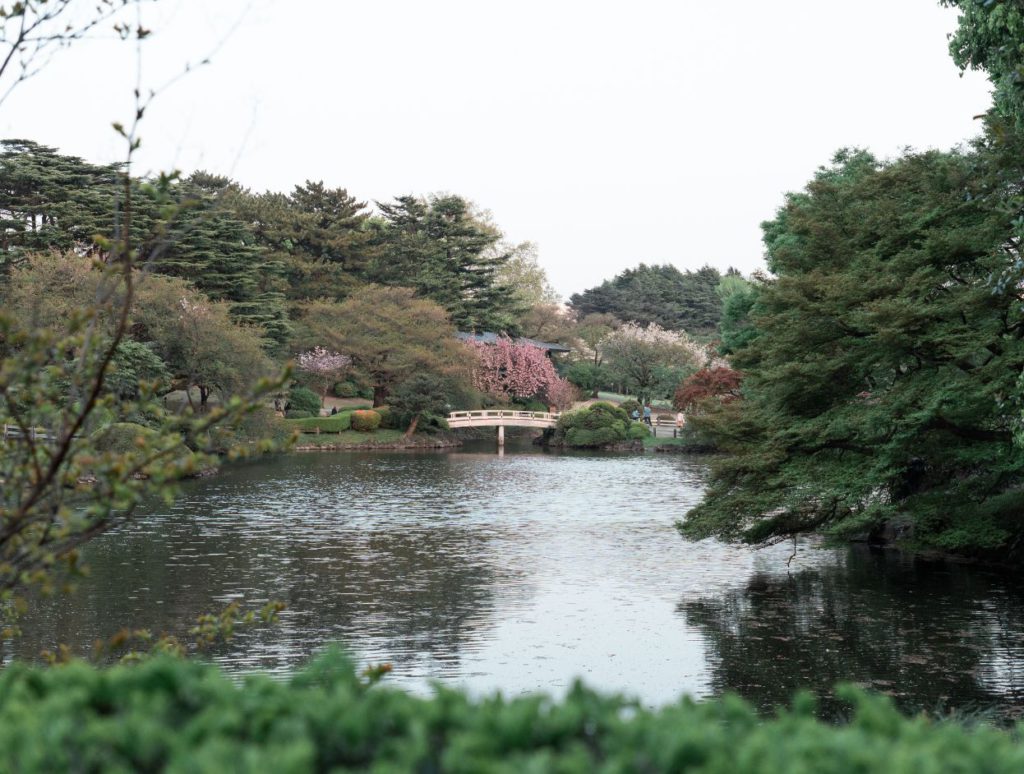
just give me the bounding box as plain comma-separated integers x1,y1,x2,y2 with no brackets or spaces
293,436,462,452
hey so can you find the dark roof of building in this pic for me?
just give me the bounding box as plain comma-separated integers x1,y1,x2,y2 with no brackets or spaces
455,331,571,353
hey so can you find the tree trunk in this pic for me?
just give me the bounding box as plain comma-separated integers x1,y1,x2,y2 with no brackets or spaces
404,413,420,438
373,384,388,407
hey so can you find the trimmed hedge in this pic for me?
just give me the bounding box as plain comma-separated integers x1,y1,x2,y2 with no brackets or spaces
351,409,382,432
285,413,353,433
287,387,321,416
0,653,1021,772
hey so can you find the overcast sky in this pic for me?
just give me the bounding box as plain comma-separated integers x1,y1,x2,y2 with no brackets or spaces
1,0,993,298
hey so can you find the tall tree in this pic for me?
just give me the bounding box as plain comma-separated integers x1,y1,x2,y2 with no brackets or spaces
681,148,1024,559
154,174,291,347
716,274,759,355
943,0,1024,128
569,263,727,333
369,194,521,332
303,286,465,406
0,139,120,262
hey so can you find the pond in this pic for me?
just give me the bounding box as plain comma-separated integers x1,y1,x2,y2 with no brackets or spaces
14,440,1024,718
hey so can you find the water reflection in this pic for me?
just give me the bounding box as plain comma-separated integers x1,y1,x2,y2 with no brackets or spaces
11,442,1024,715
680,546,1024,719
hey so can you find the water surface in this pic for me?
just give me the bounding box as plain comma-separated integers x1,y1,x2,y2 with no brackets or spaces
14,441,1024,717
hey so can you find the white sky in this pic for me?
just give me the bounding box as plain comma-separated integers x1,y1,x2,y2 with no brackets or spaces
1,0,994,298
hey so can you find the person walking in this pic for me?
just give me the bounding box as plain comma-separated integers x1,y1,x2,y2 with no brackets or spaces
643,404,652,426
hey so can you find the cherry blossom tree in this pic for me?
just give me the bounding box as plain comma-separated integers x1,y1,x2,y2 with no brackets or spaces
297,347,351,407
601,322,712,403
467,337,560,402
545,377,578,411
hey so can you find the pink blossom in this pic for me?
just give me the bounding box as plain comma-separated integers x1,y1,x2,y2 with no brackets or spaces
467,337,560,401
545,377,578,410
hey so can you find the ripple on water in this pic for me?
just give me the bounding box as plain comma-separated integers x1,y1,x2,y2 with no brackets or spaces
13,442,1024,717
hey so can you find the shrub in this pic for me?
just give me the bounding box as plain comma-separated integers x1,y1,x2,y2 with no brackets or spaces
552,402,633,448
628,422,650,439
376,406,403,430
521,399,548,413
220,406,294,450
0,654,1020,772
90,422,160,455
332,380,359,398
287,387,321,416
284,410,312,420
351,409,381,432
619,398,642,417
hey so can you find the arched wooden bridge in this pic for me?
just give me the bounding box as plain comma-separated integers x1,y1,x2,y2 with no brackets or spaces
446,410,560,445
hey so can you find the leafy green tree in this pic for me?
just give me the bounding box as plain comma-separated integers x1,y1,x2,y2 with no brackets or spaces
0,139,120,265
369,195,521,332
574,312,619,366
569,263,728,333
303,286,465,406
943,0,1024,128
131,275,276,411
681,148,1024,559
493,240,562,336
105,340,171,400
564,361,607,398
389,373,455,436
155,174,290,347
221,181,373,302
716,274,759,355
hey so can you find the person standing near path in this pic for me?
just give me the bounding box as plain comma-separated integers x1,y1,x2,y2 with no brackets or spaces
631,408,641,422
643,405,652,425
676,411,684,429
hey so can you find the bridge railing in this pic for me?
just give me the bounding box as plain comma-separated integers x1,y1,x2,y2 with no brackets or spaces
447,410,560,422
2,424,60,442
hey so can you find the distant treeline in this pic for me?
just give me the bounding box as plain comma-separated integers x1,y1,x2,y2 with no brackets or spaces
0,139,527,348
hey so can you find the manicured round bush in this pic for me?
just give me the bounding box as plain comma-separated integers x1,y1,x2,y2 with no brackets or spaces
332,381,358,398
552,402,632,448
285,410,312,420
619,399,642,417
287,387,321,416
351,409,382,432
628,422,650,439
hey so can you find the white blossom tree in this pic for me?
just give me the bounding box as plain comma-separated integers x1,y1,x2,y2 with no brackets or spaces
601,322,710,403
297,347,351,407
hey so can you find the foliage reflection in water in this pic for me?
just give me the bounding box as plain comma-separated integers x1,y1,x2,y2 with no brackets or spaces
13,441,1024,717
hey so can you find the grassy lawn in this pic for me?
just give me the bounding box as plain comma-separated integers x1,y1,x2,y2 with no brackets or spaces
295,429,407,446
641,435,689,448
596,391,673,409
285,414,354,432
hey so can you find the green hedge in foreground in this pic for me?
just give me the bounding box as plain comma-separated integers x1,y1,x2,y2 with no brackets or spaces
0,653,1022,772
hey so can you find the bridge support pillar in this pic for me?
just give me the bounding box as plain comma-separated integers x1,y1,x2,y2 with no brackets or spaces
497,425,504,447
